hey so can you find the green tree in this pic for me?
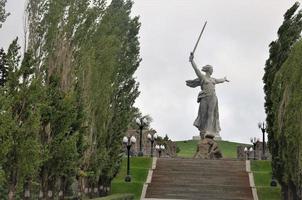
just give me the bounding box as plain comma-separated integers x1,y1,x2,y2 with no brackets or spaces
96,0,141,192
0,48,8,86
270,39,302,200
1,38,42,200
39,75,82,199
25,0,141,198
263,2,302,199
0,0,9,28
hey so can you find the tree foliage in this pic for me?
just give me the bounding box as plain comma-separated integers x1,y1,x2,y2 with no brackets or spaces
263,2,302,199
2,0,141,199
0,0,141,199
0,0,9,28
0,38,42,199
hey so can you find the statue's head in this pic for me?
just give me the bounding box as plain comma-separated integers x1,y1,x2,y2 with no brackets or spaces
202,65,213,75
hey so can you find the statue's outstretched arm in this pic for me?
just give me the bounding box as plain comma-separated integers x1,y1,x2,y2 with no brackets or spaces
215,77,230,84
189,54,204,80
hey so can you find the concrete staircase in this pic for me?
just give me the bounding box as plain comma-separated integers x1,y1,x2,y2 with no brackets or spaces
145,158,253,200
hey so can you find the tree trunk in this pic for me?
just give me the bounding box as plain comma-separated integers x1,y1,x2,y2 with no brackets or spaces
47,176,56,200
8,184,16,200
282,183,289,200
98,175,111,197
8,167,17,200
288,181,298,200
59,176,66,200
23,178,31,200
40,166,50,200
281,181,300,200
77,176,84,198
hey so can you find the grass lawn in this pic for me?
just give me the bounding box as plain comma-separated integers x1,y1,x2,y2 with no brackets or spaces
175,140,246,158
251,160,281,200
93,193,134,200
110,157,152,200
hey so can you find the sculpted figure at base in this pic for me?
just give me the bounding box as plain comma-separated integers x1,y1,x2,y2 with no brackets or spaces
186,53,229,139
193,134,222,159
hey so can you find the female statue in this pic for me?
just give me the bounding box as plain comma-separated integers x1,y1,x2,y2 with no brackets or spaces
186,53,229,139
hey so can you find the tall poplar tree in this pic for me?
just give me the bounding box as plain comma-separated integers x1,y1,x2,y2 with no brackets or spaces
0,39,42,200
24,0,141,198
263,2,302,199
0,0,9,28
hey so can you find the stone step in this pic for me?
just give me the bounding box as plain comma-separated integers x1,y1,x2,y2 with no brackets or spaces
156,162,245,167
145,158,253,200
146,184,253,200
156,161,246,169
151,177,249,186
147,183,251,192
153,171,248,180
146,192,253,200
154,167,246,173
158,158,244,163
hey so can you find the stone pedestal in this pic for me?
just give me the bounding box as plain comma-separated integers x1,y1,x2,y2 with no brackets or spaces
193,136,222,159
192,135,222,141
214,136,222,141
192,135,201,140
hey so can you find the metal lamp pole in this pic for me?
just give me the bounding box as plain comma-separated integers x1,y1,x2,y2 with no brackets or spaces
250,137,259,160
123,136,136,182
147,132,158,157
156,144,165,158
249,147,253,160
258,122,266,160
244,147,248,160
136,117,148,157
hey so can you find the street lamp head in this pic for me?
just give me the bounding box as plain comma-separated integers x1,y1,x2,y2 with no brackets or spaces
160,145,165,150
142,118,148,125
249,147,253,152
135,118,141,126
123,136,128,144
155,145,160,150
130,136,136,144
153,133,158,139
250,137,253,143
147,133,152,140
258,122,262,129
244,147,248,152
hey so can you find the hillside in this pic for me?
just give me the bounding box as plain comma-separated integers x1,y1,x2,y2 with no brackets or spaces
176,140,247,158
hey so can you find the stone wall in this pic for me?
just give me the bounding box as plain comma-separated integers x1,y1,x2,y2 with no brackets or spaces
237,141,271,160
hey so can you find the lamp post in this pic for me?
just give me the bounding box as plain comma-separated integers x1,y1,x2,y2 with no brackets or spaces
147,132,158,157
270,176,277,187
249,147,253,160
123,136,136,182
155,144,165,158
258,122,267,160
244,147,248,160
136,117,148,156
250,137,259,160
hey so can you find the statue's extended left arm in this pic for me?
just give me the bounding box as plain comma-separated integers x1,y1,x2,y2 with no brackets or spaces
215,77,230,84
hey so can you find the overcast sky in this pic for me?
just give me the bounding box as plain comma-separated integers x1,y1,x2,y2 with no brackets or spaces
0,0,300,143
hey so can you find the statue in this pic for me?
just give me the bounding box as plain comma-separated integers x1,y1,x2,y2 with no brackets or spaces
186,53,229,139
193,134,222,159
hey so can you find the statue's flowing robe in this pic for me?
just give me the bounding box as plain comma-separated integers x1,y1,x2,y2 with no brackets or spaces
186,77,222,137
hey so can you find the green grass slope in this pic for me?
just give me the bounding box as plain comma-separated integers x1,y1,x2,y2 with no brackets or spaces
176,140,246,158
110,157,152,200
251,160,281,200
